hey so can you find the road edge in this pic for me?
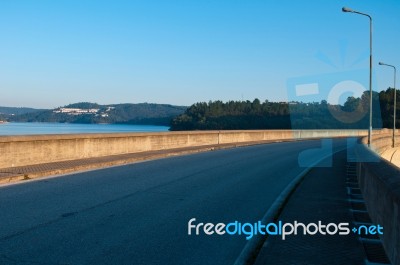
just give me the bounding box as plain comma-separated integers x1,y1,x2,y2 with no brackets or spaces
233,145,346,265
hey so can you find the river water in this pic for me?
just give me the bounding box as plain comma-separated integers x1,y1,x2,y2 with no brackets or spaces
0,122,170,136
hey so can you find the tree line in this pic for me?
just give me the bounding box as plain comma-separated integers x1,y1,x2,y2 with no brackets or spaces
170,88,397,130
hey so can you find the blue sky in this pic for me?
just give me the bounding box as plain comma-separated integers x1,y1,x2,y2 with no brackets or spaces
0,0,399,108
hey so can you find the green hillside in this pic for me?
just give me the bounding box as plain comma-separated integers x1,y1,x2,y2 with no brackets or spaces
7,102,186,126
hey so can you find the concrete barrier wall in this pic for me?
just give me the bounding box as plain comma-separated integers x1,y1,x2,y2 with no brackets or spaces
363,131,400,168
0,129,373,169
356,142,400,265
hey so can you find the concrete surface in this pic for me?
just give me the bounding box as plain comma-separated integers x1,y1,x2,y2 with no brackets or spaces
0,129,371,168
0,139,346,265
254,150,368,265
356,142,400,265
368,133,400,168
0,139,296,184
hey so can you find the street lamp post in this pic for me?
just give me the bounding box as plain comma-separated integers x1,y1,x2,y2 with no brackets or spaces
342,7,373,147
379,62,397,147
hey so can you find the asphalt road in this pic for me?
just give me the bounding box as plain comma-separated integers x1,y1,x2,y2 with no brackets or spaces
0,139,347,265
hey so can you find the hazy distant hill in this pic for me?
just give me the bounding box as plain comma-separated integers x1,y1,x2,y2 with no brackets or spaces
7,102,187,126
0,106,47,121
0,106,46,115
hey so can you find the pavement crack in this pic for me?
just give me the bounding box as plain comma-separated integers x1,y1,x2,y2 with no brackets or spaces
60,211,77,218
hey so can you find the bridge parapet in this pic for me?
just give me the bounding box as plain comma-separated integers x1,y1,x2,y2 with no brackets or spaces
0,129,374,169
356,134,400,265
365,132,400,168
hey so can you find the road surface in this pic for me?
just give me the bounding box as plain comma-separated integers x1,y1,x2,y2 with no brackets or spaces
0,139,347,265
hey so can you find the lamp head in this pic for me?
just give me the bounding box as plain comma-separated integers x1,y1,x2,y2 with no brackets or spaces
342,7,353,12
